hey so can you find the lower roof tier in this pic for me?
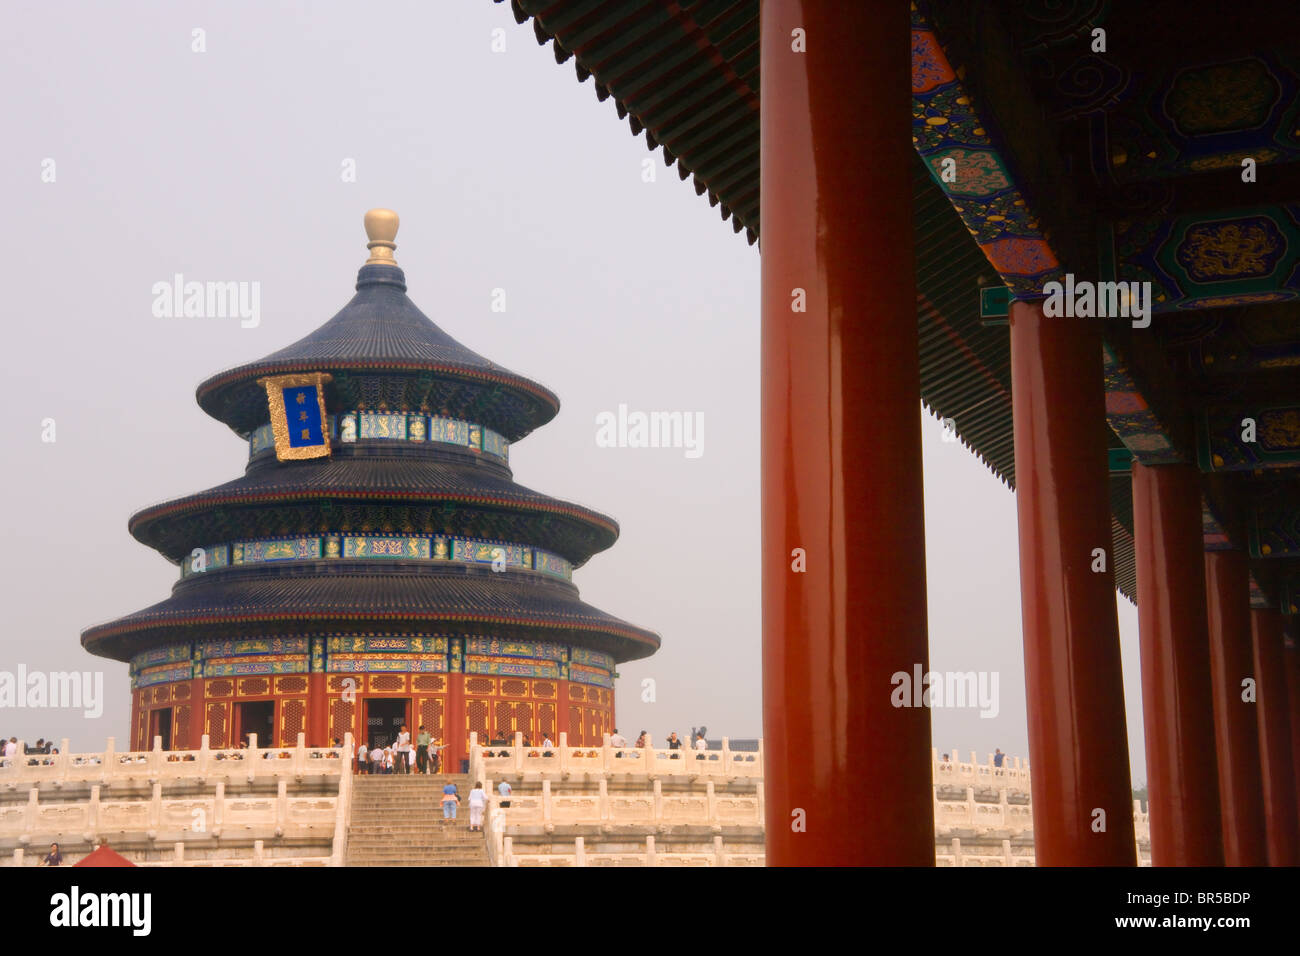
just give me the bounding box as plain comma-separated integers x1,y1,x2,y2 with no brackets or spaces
81,563,659,665
129,454,619,566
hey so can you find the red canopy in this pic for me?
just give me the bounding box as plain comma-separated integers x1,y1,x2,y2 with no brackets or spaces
73,844,136,867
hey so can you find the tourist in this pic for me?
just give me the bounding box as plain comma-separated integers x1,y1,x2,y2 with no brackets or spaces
942,753,950,762
667,732,682,758
429,737,443,774
693,732,707,758
416,725,431,774
468,781,487,831
357,739,369,774
370,744,384,775
541,733,554,756
39,842,63,866
4,737,17,758
441,781,460,820
634,731,648,750
610,727,626,758
497,779,512,809
396,725,411,775
994,748,1005,768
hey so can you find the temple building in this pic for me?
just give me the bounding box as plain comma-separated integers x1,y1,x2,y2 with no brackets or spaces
82,209,659,771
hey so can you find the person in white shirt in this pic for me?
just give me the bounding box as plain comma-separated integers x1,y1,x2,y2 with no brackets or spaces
610,729,627,749
370,746,383,774
395,725,412,775
467,781,488,831
497,780,512,808
694,733,707,751
3,738,17,758
357,741,369,774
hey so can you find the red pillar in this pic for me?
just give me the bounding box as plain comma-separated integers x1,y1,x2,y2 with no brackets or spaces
187,677,205,750
1286,641,1300,833
446,673,466,774
1204,550,1268,865
1130,463,1223,864
1253,609,1300,865
1009,300,1136,866
760,0,932,865
308,673,328,747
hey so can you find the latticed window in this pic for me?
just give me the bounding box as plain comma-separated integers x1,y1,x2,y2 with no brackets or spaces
568,706,583,745
238,677,270,697
174,704,190,748
276,676,308,694
466,677,494,695
467,699,490,739
533,681,556,699
330,699,355,741
370,674,404,692
418,697,444,736
207,679,234,698
207,703,228,747
501,679,527,697
282,699,307,741
538,702,555,738
412,674,445,693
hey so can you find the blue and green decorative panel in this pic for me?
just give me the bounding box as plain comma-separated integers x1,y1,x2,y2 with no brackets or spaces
568,663,614,689
1199,405,1300,472
326,635,449,654
327,655,449,673
201,637,309,658
203,655,308,677
1248,484,1300,558
133,662,193,689
358,411,407,440
179,543,229,579
912,4,1064,299
429,417,471,446
533,550,572,581
570,647,614,670
249,423,275,456
131,643,191,670
233,537,321,564
1102,205,1300,312
1090,54,1300,185
453,538,527,568
465,637,565,662
342,535,430,559
463,656,561,679
483,430,508,459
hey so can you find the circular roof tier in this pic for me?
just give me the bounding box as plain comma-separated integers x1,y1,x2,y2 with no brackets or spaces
80,563,660,665
196,213,559,440
128,454,620,566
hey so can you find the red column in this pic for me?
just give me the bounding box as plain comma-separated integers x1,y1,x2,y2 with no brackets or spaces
1009,300,1136,866
308,673,328,747
1130,463,1223,864
1204,550,1268,865
187,677,206,750
1286,641,1300,833
446,673,466,774
1253,609,1300,865
760,0,932,865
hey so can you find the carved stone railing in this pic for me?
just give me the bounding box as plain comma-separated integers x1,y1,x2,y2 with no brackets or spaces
0,733,348,786
469,732,762,783
0,733,353,867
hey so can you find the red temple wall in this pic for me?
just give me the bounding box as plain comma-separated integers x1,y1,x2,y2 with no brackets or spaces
129,672,614,771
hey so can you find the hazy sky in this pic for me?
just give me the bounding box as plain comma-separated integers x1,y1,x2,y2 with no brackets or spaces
0,1,1148,783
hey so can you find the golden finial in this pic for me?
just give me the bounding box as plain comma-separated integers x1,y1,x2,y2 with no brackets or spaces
363,208,400,266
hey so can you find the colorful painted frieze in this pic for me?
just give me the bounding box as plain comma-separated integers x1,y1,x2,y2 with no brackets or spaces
342,535,430,559
407,413,428,441
483,429,508,460
464,637,565,661
570,647,614,670
453,538,527,567
131,643,192,669
325,635,449,654
133,662,193,689
533,550,572,581
463,655,561,679
359,411,407,440
200,637,309,658
339,413,357,443
233,537,321,564
568,662,614,688
250,423,275,455
327,654,449,673
203,654,308,677
180,543,230,579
